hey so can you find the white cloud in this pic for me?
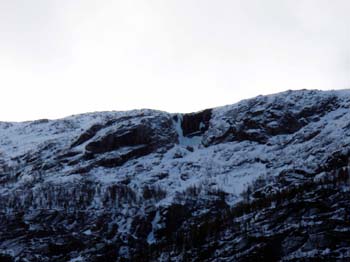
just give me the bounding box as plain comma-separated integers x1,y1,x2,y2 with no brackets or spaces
0,0,349,121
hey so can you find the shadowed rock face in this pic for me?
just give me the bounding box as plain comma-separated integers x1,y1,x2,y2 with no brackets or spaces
85,126,152,154
71,124,106,148
80,115,178,169
181,109,212,137
2,90,350,261
96,145,151,168
204,91,340,145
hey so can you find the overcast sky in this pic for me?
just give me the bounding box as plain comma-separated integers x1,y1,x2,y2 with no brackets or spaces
1,0,349,121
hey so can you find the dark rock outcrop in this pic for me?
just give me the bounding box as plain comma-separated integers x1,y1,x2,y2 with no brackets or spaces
85,126,151,154
204,90,340,145
181,109,212,137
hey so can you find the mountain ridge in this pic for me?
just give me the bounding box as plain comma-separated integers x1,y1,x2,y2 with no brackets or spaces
1,89,350,261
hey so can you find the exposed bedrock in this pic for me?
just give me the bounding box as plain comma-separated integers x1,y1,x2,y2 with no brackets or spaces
181,109,212,137
204,90,340,145
85,126,152,154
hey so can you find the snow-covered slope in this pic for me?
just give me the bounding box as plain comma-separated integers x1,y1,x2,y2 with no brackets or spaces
1,89,350,261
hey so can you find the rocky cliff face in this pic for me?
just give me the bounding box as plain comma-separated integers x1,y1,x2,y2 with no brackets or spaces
1,90,350,261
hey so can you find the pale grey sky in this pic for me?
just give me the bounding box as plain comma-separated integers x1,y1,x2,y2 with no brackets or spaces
0,0,349,121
